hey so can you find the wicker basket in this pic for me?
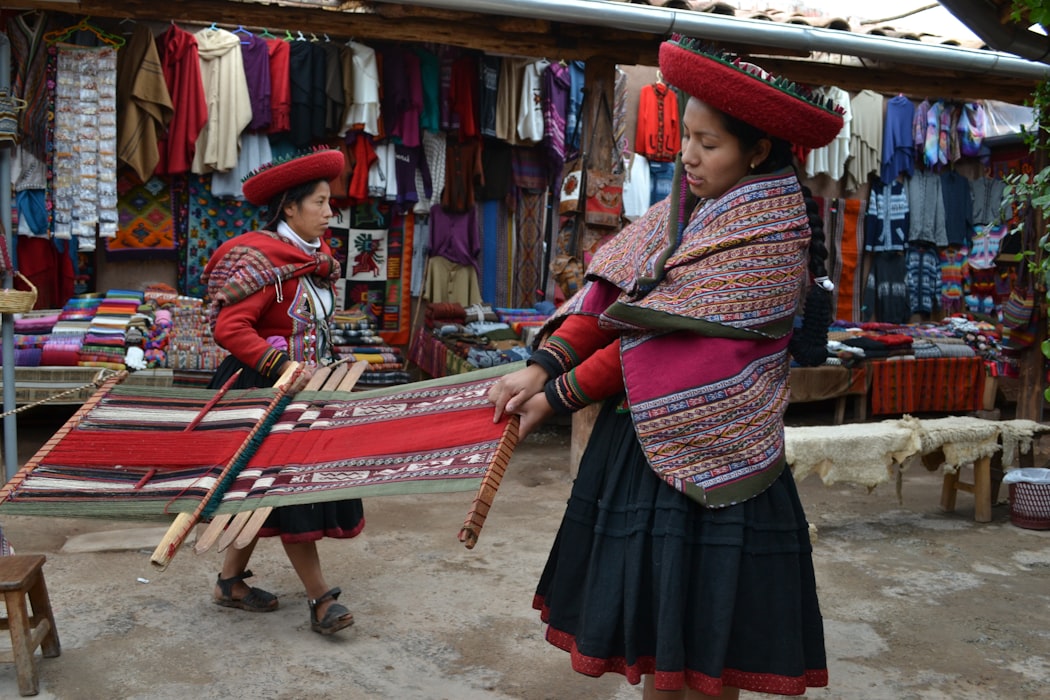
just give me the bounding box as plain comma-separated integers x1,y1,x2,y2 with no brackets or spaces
0,272,38,313
1009,482,1050,530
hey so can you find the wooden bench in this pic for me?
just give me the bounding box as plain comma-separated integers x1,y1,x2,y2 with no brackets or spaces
0,555,60,696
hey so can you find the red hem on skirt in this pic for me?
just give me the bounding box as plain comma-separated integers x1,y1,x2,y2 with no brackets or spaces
533,595,828,696
257,517,366,543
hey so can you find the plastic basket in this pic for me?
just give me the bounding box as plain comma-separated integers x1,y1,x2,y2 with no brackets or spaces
1009,482,1050,530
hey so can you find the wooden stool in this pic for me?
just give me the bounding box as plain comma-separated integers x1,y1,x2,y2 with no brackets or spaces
935,452,994,523
0,555,61,696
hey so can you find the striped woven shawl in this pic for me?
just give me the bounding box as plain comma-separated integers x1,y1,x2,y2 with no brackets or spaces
560,164,811,507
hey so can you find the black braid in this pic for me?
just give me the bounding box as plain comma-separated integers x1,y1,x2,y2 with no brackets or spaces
788,184,833,367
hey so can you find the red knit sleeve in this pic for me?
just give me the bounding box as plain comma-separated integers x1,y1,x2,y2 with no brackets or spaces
530,313,618,376
533,315,625,413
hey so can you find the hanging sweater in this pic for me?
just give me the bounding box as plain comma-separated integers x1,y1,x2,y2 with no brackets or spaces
634,83,680,162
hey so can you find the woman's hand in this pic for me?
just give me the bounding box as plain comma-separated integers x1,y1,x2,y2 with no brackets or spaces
488,364,549,422
513,392,555,439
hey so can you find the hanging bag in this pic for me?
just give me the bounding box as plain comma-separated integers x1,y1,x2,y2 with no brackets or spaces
550,216,585,298
1001,263,1037,351
558,109,587,215
583,91,625,229
0,221,38,314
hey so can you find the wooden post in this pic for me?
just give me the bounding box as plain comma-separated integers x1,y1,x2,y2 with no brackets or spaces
1016,142,1048,422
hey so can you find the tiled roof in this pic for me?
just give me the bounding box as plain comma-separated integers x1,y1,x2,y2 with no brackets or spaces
621,1,989,50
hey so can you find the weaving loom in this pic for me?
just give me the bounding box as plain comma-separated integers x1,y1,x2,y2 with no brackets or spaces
0,361,523,566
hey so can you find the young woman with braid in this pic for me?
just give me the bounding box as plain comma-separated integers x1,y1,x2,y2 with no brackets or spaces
489,36,843,698
202,148,360,635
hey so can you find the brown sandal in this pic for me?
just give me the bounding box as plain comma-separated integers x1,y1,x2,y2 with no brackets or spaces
214,570,279,612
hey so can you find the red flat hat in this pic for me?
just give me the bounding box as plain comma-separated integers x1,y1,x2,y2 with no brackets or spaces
242,148,345,205
659,37,844,149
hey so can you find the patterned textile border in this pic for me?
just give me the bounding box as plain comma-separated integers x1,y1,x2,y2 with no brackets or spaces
217,362,523,512
0,364,523,518
0,385,280,518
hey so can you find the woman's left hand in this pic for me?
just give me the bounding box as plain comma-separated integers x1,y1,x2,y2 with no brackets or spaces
488,364,548,422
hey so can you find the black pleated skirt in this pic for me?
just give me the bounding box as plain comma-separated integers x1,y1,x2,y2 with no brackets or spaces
534,400,828,696
209,356,365,543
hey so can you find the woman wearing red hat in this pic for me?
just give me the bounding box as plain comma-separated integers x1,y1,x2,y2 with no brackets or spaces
489,36,844,697
201,147,359,636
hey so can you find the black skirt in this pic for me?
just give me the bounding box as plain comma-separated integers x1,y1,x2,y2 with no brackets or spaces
534,400,827,696
209,356,365,543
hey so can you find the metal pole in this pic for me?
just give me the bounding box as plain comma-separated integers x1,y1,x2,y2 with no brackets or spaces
1,33,17,481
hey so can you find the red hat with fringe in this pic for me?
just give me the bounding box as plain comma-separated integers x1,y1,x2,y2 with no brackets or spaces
242,147,345,206
659,35,844,149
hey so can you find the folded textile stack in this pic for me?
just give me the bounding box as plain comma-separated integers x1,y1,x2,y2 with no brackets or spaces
39,296,103,366
2,312,60,367
163,296,228,372
77,289,145,369
332,311,411,386
409,301,541,377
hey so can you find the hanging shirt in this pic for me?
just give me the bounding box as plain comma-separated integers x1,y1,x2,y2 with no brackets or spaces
941,170,973,247
544,63,570,192
429,203,480,269
621,153,651,221
804,86,851,180
345,41,380,136
288,40,326,148
240,33,272,132
415,47,440,133
156,23,208,175
495,57,527,145
265,38,292,134
517,59,550,144
442,138,484,213
449,54,479,140
634,82,680,162
845,89,884,192
881,95,915,183
864,179,909,252
211,132,272,200
192,27,252,174
322,42,345,136
478,55,501,138
566,60,586,152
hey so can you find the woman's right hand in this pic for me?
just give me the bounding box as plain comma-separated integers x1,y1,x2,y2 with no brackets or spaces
488,364,549,423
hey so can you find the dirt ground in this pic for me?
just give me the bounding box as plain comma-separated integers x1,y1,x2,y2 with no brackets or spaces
0,403,1049,700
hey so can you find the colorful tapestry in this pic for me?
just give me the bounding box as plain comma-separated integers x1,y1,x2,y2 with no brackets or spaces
869,357,986,415
106,172,177,260
514,190,545,308
823,197,864,323
183,175,264,298
0,365,521,522
332,203,413,345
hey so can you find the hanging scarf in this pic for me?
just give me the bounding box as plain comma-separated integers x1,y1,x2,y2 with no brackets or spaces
558,161,810,507
202,230,340,333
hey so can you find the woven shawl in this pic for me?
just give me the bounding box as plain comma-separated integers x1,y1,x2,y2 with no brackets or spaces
202,230,341,332
561,163,811,507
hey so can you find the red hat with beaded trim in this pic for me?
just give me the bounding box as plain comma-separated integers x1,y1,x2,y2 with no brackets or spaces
659,35,845,149
241,147,345,206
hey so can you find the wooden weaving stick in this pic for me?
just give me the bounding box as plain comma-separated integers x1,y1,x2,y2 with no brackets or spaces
199,363,336,554
225,360,370,551
458,414,520,549
0,371,129,505
150,362,305,569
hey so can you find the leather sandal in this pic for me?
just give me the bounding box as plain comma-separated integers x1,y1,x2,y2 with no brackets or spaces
309,587,354,635
214,570,279,612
